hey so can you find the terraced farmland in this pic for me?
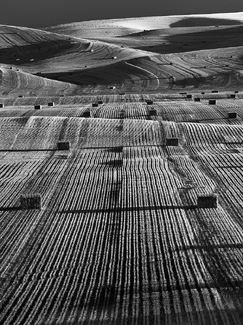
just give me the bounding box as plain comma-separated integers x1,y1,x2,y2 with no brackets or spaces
1,11,243,325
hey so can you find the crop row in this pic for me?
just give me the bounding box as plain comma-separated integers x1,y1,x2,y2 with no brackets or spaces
1,142,242,324
1,108,243,323
1,115,242,153
1,98,243,126
180,122,243,155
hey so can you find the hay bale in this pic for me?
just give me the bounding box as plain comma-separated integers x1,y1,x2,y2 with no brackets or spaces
20,194,42,210
113,146,123,152
235,91,239,93
209,99,216,105
48,102,55,106
57,142,70,150
194,97,200,102
146,100,153,105
98,100,103,104
166,138,179,146
149,109,157,116
120,110,125,119
92,103,98,107
228,112,237,119
83,111,91,117
34,105,42,110
186,94,192,99
230,94,236,99
197,194,218,208
0,103,4,108
212,90,218,93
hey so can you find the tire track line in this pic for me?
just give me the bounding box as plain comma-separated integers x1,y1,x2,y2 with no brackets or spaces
124,61,160,90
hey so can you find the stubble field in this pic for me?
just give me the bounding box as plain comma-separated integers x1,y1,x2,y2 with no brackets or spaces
1,12,243,325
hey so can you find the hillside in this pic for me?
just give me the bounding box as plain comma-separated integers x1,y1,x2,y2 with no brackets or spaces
44,12,243,38
1,14,243,95
1,12,243,325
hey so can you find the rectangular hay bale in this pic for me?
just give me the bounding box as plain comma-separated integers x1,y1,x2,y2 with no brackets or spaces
197,194,218,208
20,194,42,210
113,146,123,152
149,109,157,116
228,112,237,119
166,138,179,146
34,105,42,110
146,100,153,105
209,99,216,105
120,110,125,119
57,142,70,150
83,111,91,117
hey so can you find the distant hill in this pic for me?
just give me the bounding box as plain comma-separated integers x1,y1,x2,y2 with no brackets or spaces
0,12,243,95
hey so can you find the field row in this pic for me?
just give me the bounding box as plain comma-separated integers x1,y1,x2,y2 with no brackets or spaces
1,143,243,324
0,99,243,124
0,115,243,152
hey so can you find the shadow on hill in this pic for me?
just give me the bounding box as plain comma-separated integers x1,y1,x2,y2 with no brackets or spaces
0,39,88,66
167,25,243,52
170,17,242,28
138,25,243,54
0,207,21,211
42,58,151,87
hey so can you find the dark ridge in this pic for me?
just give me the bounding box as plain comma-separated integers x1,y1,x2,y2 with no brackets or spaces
41,58,148,87
138,25,243,54
170,17,242,28
0,39,88,66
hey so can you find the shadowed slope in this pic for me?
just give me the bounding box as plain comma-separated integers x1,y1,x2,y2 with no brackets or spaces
113,25,243,55
170,16,242,27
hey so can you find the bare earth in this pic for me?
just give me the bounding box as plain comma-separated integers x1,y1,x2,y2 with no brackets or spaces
0,12,243,325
